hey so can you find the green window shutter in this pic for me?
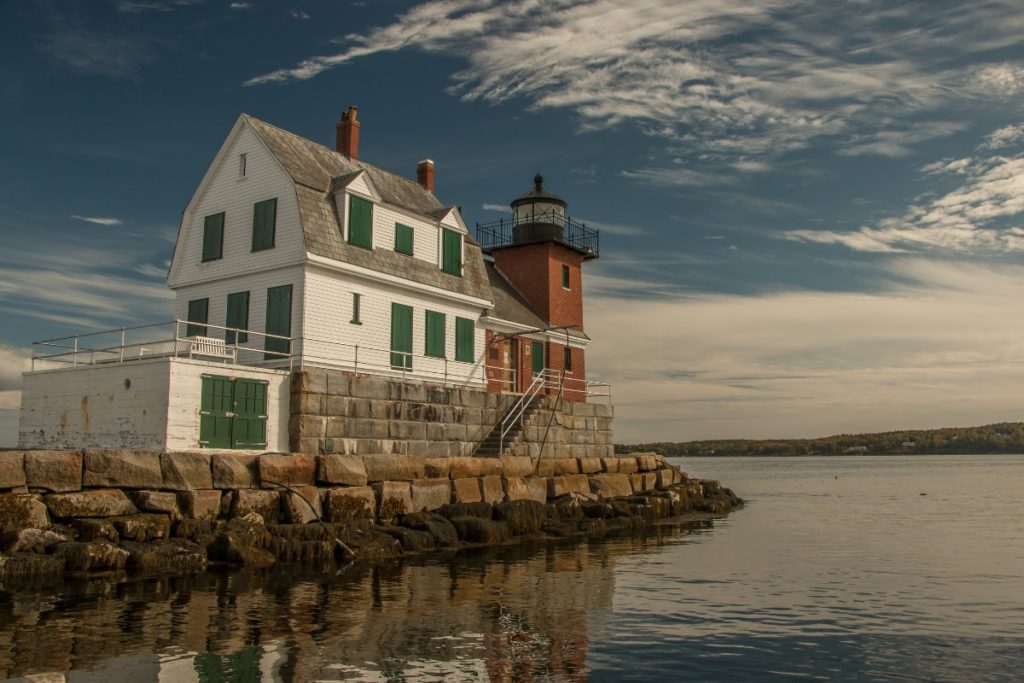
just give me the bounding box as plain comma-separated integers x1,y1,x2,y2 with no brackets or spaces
562,264,570,288
442,229,462,276
225,291,249,344
395,223,414,255
264,285,292,360
455,317,474,362
390,303,413,370
251,198,277,251
348,195,373,249
202,213,224,262
186,298,208,337
231,379,267,449
531,341,545,375
425,310,446,358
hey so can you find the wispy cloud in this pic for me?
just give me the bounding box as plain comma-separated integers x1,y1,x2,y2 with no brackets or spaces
290,9,309,20
71,215,124,226
38,25,157,78
838,121,967,158
979,123,1024,151
230,1,252,10
621,167,738,188
117,0,203,12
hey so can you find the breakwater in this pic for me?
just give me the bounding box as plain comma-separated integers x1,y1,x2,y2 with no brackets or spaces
0,450,741,585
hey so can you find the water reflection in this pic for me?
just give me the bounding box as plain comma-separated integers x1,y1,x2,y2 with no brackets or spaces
0,521,712,682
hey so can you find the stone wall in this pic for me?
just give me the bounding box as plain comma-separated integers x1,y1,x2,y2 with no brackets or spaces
289,369,614,459
0,450,696,532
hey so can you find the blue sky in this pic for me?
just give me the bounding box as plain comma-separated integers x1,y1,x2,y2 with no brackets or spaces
3,0,1024,445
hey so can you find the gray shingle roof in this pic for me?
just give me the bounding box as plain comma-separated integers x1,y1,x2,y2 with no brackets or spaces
245,114,491,302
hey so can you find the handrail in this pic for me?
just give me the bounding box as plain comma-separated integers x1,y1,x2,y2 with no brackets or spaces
500,368,560,453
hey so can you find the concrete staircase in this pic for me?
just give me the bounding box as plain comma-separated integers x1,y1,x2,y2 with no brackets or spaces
474,395,544,456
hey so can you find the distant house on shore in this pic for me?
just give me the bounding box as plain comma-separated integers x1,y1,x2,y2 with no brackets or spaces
844,446,868,454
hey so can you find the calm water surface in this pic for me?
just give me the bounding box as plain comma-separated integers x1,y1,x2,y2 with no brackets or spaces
1,455,1022,682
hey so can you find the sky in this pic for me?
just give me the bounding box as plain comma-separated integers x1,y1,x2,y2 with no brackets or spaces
2,0,1024,446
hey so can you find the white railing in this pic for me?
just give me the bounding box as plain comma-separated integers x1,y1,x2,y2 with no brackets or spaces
500,368,561,452
30,321,612,400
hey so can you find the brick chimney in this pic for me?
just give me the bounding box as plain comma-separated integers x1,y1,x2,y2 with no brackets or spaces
336,106,360,159
417,159,435,193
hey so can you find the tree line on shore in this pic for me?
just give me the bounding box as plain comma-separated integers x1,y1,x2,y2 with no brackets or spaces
616,422,1024,457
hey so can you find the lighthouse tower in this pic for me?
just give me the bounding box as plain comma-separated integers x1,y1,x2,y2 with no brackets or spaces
477,174,599,400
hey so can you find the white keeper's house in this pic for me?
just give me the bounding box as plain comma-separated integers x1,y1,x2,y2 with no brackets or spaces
19,107,605,453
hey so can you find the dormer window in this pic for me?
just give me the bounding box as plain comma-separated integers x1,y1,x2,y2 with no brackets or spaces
441,228,462,276
348,195,373,250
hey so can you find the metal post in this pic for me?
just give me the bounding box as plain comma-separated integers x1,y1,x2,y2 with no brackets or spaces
354,345,359,373
72,336,78,366
119,327,126,363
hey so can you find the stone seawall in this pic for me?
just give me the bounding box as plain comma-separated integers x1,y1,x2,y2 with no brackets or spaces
289,369,615,459
0,449,741,583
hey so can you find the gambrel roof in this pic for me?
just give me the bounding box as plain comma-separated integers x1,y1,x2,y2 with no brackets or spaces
243,114,491,303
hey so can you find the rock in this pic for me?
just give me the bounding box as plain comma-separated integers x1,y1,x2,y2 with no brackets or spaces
0,553,64,582
479,458,503,477
318,454,368,486
282,486,323,524
61,540,130,572
581,501,614,519
82,449,162,488
617,457,639,474
131,490,180,516
409,478,451,512
600,457,620,473
173,518,218,541
451,477,482,504
363,455,425,482
589,473,634,499
111,514,171,542
374,481,412,521
0,494,50,533
400,512,458,547
448,457,482,479
160,451,213,490
25,450,83,493
211,453,259,489
635,454,659,472
553,458,580,475
259,453,316,487
656,468,676,489
525,478,548,504
450,517,510,544
379,525,435,552
493,500,546,535
323,487,375,523
177,490,222,520
46,489,137,518
500,455,534,478
231,489,280,521
74,518,118,542
423,457,451,479
548,474,591,498
0,451,26,489
503,476,530,501
206,517,274,567
577,457,602,474
480,475,504,504
1,528,66,553
121,539,207,574
440,502,493,520
535,459,558,477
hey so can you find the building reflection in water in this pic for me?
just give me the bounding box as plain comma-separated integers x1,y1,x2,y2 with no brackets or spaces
0,522,711,682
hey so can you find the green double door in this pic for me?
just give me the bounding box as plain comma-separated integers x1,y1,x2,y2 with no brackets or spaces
199,375,268,449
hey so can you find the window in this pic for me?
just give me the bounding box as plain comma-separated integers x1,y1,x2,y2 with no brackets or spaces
425,310,446,358
563,346,573,372
186,298,208,337
395,223,414,255
202,213,224,262
238,153,247,178
251,198,277,251
455,317,474,363
351,292,362,324
348,195,373,249
441,228,462,276
225,291,249,344
390,303,413,370
562,264,570,289
264,285,292,360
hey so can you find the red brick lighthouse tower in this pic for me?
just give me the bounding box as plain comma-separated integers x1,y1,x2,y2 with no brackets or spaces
478,174,600,400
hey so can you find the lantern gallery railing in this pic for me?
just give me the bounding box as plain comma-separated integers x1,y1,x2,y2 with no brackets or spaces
475,210,599,258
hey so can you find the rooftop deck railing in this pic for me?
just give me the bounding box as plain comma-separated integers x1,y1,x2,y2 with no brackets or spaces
30,321,611,401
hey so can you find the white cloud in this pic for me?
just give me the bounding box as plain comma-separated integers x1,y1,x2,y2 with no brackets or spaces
919,157,973,175
979,123,1024,151
117,0,203,12
71,215,124,226
964,63,1024,98
838,122,966,158
230,1,252,9
0,344,30,392
621,167,738,188
290,9,309,20
588,258,1024,442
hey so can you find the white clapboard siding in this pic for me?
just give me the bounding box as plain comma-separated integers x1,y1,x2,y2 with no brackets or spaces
302,267,486,386
174,266,304,365
169,123,305,288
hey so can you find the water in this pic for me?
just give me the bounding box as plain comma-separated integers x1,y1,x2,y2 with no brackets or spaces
1,455,1022,682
